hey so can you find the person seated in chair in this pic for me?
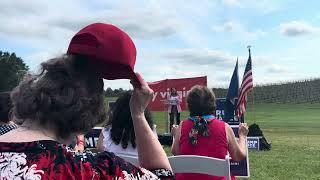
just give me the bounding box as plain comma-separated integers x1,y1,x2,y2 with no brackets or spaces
171,85,248,180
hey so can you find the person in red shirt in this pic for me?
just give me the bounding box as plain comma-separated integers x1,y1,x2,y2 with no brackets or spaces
171,85,248,180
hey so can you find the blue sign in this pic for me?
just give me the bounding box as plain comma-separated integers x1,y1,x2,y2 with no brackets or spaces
84,127,102,148
217,96,251,177
215,98,240,125
229,125,250,178
247,137,260,150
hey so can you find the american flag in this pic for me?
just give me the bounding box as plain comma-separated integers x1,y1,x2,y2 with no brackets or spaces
236,48,253,117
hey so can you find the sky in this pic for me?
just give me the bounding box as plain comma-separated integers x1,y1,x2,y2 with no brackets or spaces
0,0,319,89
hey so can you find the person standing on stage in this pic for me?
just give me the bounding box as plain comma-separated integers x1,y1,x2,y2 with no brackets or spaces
168,88,182,131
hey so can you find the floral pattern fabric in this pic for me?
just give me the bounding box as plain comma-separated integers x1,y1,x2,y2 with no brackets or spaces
0,140,174,179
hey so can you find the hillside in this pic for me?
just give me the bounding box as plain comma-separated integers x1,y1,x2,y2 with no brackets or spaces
212,78,320,104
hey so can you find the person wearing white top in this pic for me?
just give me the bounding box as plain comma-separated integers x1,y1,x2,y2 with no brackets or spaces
167,88,182,131
97,92,157,157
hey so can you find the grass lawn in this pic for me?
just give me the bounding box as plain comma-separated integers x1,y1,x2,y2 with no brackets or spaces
151,103,320,180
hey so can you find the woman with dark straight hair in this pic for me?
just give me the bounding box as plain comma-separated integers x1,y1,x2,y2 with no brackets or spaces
97,92,157,156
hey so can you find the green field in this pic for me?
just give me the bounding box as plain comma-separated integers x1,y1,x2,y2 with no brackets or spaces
151,103,320,180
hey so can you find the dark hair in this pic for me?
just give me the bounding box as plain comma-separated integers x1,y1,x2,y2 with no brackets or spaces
10,54,106,139
187,85,216,116
170,88,178,96
107,92,154,149
0,92,12,123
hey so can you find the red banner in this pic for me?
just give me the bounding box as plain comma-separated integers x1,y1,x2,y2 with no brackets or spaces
148,76,207,111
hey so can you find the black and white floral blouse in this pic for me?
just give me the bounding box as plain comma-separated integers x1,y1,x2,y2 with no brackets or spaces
0,140,174,179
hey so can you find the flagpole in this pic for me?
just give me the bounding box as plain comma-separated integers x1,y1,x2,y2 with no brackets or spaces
165,79,169,133
247,45,256,124
251,84,256,124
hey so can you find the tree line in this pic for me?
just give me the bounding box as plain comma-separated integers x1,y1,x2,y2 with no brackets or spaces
0,51,28,92
104,87,131,97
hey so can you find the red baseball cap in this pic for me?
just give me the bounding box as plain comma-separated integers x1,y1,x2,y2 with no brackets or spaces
67,23,137,80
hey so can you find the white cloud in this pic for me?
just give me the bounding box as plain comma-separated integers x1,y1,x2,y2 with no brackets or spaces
0,0,48,17
212,21,266,42
279,21,320,37
212,21,239,32
162,48,236,67
266,64,290,73
0,0,317,90
46,10,178,40
217,75,232,82
104,79,132,90
0,0,183,52
125,48,293,89
25,49,66,71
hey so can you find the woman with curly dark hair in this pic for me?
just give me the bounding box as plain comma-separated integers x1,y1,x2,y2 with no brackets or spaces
171,85,248,180
97,92,157,156
0,23,173,179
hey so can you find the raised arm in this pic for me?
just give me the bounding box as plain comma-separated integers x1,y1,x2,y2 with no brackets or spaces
226,123,249,161
97,131,105,152
73,134,85,152
171,123,182,155
178,94,182,104
129,73,172,171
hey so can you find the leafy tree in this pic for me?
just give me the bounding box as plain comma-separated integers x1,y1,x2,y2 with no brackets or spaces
113,89,120,96
105,87,114,97
104,87,131,97
0,51,29,91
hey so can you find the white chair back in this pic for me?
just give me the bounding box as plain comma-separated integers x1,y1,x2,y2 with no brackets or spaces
168,155,231,180
119,154,231,180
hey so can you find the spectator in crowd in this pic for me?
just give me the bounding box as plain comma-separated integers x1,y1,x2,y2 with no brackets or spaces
0,92,18,136
167,88,182,131
0,55,173,179
97,92,157,157
171,85,248,180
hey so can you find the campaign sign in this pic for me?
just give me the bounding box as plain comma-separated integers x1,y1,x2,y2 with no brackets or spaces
247,137,260,150
84,127,102,148
215,98,240,125
229,125,250,178
148,76,207,111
